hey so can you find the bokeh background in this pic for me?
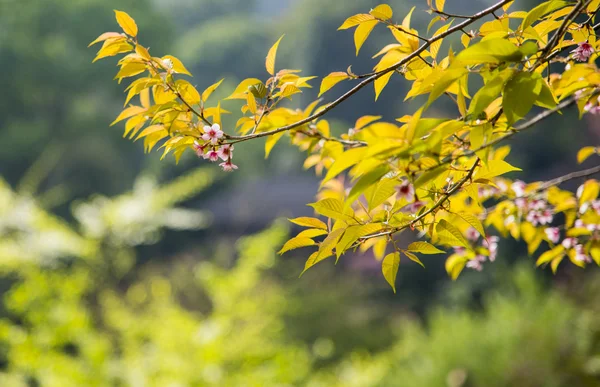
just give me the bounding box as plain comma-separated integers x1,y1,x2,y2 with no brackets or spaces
1,0,600,385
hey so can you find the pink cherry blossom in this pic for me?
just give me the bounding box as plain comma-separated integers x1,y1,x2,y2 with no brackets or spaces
483,236,499,262
511,180,526,197
574,244,592,263
562,237,578,249
466,227,480,242
515,198,528,211
202,124,224,145
217,144,234,161
203,149,220,162
584,103,600,115
544,227,560,244
575,219,585,228
396,179,415,202
592,200,600,214
526,209,553,226
531,199,547,210
466,259,483,271
399,200,425,214
219,160,238,172
572,41,594,62
193,141,207,157
454,246,466,256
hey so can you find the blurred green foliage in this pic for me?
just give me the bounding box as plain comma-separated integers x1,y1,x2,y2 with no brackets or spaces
0,173,599,386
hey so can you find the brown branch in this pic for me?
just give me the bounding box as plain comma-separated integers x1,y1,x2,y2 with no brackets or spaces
536,0,591,67
538,163,600,191
225,0,511,143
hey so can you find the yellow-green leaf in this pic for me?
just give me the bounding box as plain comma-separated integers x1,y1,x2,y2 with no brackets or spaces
114,10,138,37
111,106,145,126
445,254,468,280
382,252,400,293
454,38,523,65
202,78,225,102
577,147,597,164
404,251,425,268
477,160,522,180
503,71,543,125
319,72,350,97
297,229,329,239
354,20,378,56
161,55,192,76
289,217,328,230
322,147,367,184
370,4,393,20
338,14,375,30
407,241,445,254
266,35,284,76
336,223,383,259
536,246,565,266
436,219,470,248
309,198,354,222
579,179,599,204
135,125,166,140
89,32,123,47
278,237,316,254
458,212,486,238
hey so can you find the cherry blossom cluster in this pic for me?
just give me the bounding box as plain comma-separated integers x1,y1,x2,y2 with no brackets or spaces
456,228,500,272
193,124,238,171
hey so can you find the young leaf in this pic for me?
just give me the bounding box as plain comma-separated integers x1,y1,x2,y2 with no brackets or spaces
319,72,350,97
477,160,522,180
468,69,514,118
577,147,597,164
266,35,284,76
370,4,393,20
111,106,145,126
521,0,568,31
89,32,123,47
436,219,470,248
296,229,329,238
338,14,375,30
309,198,354,221
354,20,378,56
374,71,394,101
289,217,328,230
161,55,192,76
404,251,425,268
322,147,367,184
202,78,225,102
278,237,316,255
114,10,138,37
503,71,542,125
336,223,383,260
445,254,468,280
382,252,400,292
454,38,522,65
458,212,486,238
407,241,445,254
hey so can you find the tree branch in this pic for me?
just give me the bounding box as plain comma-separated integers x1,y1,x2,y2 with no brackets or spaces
224,0,511,143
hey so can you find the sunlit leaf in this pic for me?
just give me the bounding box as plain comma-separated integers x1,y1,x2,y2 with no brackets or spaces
382,252,400,292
